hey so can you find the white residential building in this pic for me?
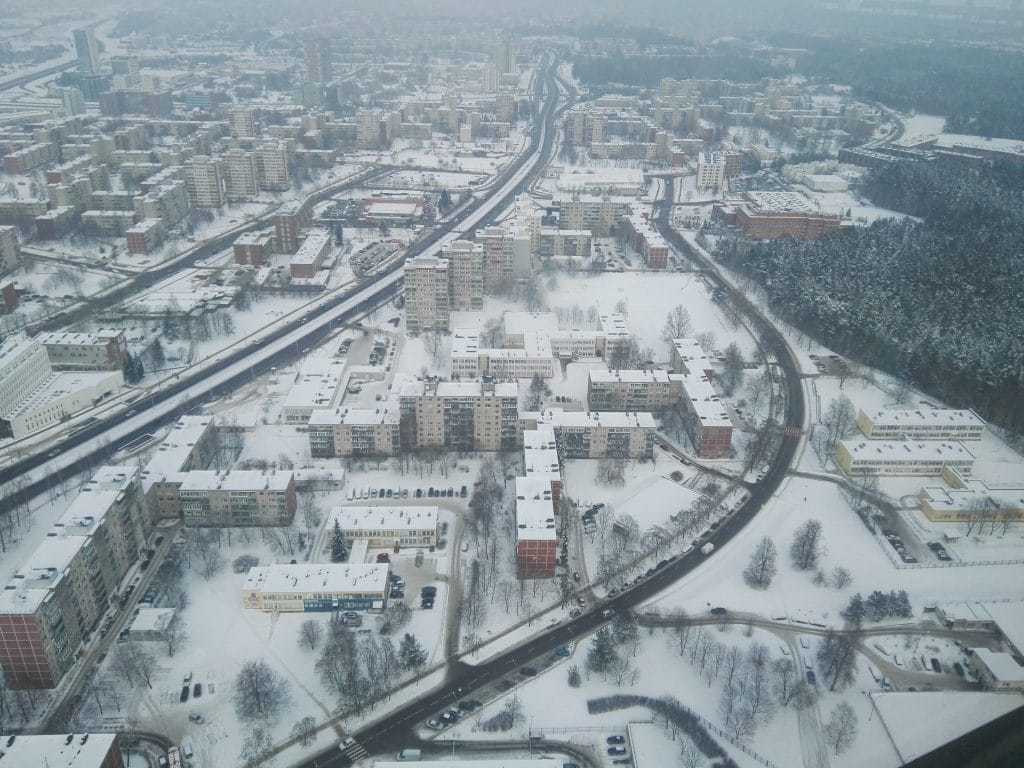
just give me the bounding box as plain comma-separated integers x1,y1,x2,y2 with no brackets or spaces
257,142,291,191
442,239,484,311
184,155,224,208
404,255,450,332
223,148,260,202
450,329,555,381
697,151,727,192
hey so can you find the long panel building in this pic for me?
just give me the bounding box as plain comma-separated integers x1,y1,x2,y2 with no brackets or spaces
242,564,390,613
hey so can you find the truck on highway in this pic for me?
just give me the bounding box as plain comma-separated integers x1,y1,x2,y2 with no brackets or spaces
701,542,715,555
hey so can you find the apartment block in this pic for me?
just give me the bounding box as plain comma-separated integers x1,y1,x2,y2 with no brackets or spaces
404,255,450,332
0,466,147,689
675,369,733,459
836,439,975,477
134,180,190,227
540,408,656,459
243,564,389,613
0,335,55,419
552,196,630,237
177,469,297,526
290,229,331,279
856,408,986,442
697,151,727,192
588,368,684,411
0,733,125,767
37,329,128,371
331,505,438,549
308,404,401,458
125,218,165,254
184,155,224,208
443,239,484,311
514,476,557,578
621,212,669,268
228,105,258,138
398,377,519,451
0,224,20,274
257,142,291,191
139,415,218,520
671,337,714,377
273,201,308,254
224,148,260,202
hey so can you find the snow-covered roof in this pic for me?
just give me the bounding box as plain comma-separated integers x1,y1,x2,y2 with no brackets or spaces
590,368,672,384
523,447,561,481
859,407,985,431
839,439,975,463
540,408,657,430
0,733,120,767
332,505,439,532
178,469,292,493
243,564,389,596
972,648,1024,682
140,415,214,488
676,371,731,428
522,424,556,450
129,607,176,634
514,476,557,541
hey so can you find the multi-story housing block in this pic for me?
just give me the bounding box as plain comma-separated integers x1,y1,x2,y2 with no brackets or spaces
588,368,684,411
539,408,656,459
257,142,291,191
404,256,450,333
442,239,484,311
177,470,297,526
307,405,401,458
224,148,260,202
0,224,20,274
0,466,147,689
398,377,519,451
37,329,127,371
184,155,224,208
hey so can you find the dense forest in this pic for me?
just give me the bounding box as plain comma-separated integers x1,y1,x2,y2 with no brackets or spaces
715,161,1024,433
573,53,781,88
791,39,1024,140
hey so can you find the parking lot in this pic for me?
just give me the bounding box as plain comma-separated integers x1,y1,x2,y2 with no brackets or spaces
877,508,958,565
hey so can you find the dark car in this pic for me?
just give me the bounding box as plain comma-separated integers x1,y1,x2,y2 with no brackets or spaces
376,553,390,563
154,536,164,546
460,485,468,497
415,488,423,498
193,682,202,698
607,747,627,756
180,685,190,703
421,598,435,609
421,585,437,597
553,646,571,658
519,666,537,677
806,670,817,686
607,735,626,745
710,607,728,616
931,658,942,673
447,487,454,497
496,679,515,691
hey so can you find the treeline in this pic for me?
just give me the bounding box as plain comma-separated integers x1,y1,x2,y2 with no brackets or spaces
715,160,1024,433
573,53,780,88
791,38,1024,140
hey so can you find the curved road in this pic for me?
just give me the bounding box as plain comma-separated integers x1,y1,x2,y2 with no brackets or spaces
291,147,807,768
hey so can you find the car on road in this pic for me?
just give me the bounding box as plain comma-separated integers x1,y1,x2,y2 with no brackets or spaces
607,747,628,756
607,735,626,745
519,666,537,676
554,646,571,658
709,607,728,616
570,608,582,618
189,713,204,724
931,658,942,673
179,685,190,703
425,719,444,730
576,596,586,606
601,608,615,618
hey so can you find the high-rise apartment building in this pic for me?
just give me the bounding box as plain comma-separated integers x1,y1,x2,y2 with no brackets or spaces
304,37,332,83
184,155,224,208
0,466,148,689
398,378,519,452
0,225,20,274
443,239,484,311
228,105,257,138
60,86,87,116
224,148,260,202
257,142,291,191
73,28,101,76
404,255,450,333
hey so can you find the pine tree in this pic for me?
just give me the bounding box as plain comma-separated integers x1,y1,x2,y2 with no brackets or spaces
150,338,165,368
841,593,866,627
330,520,348,563
586,627,619,675
399,632,427,670
567,665,581,688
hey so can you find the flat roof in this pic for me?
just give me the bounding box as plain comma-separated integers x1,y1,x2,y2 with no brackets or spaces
522,424,557,450
130,606,176,633
972,648,1024,682
744,190,817,214
291,229,331,266
4,370,122,421
0,733,119,767
860,407,985,429
839,440,975,463
36,329,123,346
282,360,346,411
140,415,214,487
332,505,439,532
243,563,389,595
541,408,657,429
672,338,712,371
523,447,561,481
677,371,731,427
514,476,557,540
590,368,672,384
374,762,562,768
178,469,292,493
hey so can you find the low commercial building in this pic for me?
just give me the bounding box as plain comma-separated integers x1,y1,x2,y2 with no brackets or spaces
282,359,345,424
514,476,558,578
127,607,177,641
836,439,975,477
331,506,439,549
308,405,401,457
970,648,1024,691
38,329,128,371
0,466,147,689
588,368,683,411
450,330,554,381
540,408,657,459
856,408,986,442
917,468,1024,524
0,733,125,767
242,563,389,612
1,368,123,440
177,470,297,526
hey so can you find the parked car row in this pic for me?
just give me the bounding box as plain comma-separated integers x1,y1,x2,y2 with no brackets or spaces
882,529,918,563
346,485,469,501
